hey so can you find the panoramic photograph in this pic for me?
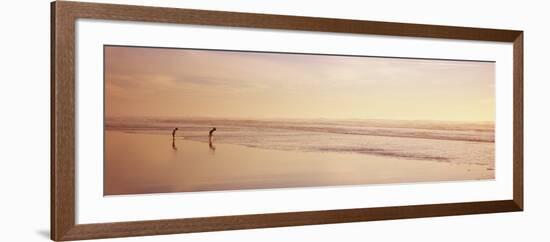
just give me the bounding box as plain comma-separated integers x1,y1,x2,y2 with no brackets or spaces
104,45,495,196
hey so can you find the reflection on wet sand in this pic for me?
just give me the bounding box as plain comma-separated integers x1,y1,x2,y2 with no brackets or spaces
171,138,178,151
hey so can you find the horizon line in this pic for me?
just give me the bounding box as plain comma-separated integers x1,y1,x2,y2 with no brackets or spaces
105,115,495,123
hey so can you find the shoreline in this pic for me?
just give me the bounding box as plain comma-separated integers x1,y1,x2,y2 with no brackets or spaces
104,131,494,195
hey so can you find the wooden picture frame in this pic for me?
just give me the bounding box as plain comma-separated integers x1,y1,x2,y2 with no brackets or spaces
51,1,523,241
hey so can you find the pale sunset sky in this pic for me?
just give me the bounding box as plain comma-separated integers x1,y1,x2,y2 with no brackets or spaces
105,46,495,122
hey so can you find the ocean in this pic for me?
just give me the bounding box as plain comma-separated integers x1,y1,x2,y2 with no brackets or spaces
106,117,494,168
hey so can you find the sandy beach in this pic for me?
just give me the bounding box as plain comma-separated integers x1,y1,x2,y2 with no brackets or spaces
105,129,493,195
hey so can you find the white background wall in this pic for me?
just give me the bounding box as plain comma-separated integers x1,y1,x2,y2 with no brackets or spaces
0,0,548,241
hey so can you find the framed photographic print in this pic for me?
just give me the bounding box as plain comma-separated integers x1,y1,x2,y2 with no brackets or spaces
51,1,523,241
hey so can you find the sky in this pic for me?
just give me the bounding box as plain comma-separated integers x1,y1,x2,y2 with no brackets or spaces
104,46,495,122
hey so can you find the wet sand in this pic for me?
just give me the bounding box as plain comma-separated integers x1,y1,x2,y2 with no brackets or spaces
104,131,493,195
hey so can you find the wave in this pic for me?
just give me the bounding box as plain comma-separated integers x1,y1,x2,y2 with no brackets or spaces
105,117,494,165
